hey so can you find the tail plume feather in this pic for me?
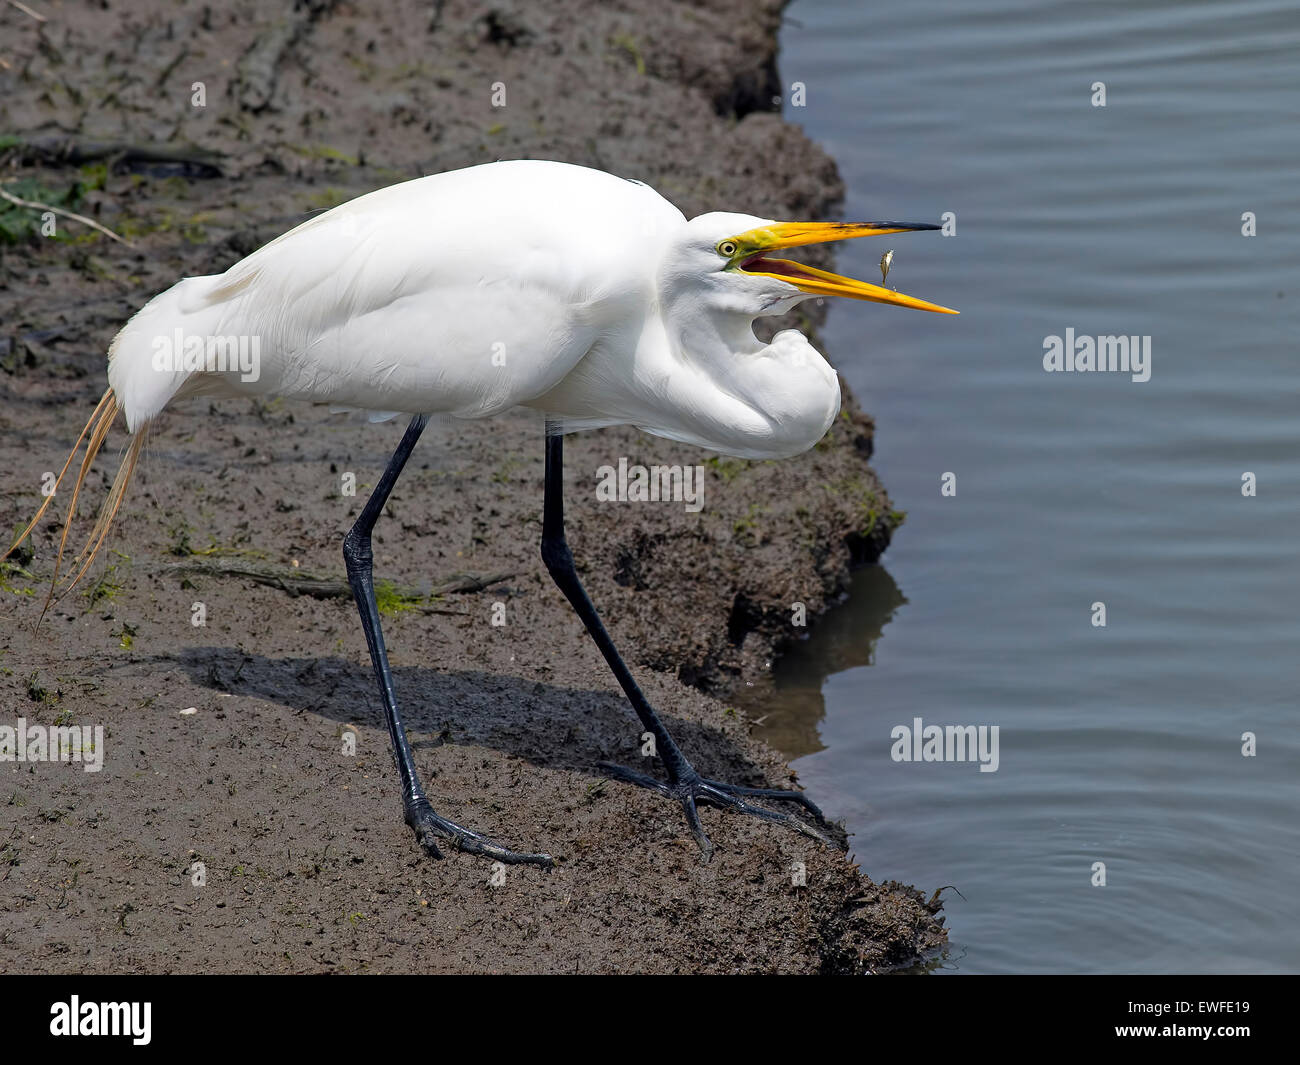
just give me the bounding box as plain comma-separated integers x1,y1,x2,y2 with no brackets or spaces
2,387,145,621
4,388,114,555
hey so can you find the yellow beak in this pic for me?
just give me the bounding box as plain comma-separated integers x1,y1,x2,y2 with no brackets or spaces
729,219,958,314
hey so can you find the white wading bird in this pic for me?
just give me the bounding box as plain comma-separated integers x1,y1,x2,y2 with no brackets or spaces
7,160,956,866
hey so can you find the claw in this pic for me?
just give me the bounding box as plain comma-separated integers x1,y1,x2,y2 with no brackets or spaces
697,780,836,847
681,794,714,861
595,761,673,795
706,782,833,823
598,765,844,857
406,797,554,868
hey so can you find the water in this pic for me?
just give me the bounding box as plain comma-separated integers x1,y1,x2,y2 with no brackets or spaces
756,0,1300,973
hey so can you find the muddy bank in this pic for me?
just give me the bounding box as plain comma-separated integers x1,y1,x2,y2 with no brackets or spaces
0,0,941,972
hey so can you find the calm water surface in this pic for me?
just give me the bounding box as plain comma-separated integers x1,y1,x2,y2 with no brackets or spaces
750,0,1300,974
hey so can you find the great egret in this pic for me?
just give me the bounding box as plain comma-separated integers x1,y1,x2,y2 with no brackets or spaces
6,159,956,866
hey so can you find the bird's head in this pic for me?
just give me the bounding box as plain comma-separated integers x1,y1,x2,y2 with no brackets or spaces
670,211,958,318
642,210,957,458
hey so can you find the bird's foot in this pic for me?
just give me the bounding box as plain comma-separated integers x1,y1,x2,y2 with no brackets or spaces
405,797,553,868
595,762,846,860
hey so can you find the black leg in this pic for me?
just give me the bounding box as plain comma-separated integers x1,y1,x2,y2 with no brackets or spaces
540,422,843,859
344,415,552,867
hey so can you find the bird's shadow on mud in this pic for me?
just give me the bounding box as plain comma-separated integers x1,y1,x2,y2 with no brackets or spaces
162,647,773,785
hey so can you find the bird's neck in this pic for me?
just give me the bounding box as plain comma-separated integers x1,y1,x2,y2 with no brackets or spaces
669,300,766,366
645,302,840,459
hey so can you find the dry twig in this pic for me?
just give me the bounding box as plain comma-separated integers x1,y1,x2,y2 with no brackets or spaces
0,185,133,247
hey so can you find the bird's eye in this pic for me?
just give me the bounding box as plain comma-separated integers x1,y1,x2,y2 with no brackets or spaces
716,240,737,258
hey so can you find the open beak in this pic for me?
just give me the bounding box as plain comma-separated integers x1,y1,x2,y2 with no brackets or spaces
729,220,958,314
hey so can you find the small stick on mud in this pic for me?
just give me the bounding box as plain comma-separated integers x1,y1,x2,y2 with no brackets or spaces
0,185,134,247
4,0,47,23
156,558,516,613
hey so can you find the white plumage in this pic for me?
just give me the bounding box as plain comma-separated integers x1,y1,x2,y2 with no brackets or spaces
107,159,951,457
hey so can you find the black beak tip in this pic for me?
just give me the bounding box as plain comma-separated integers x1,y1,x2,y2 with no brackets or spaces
871,220,942,232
